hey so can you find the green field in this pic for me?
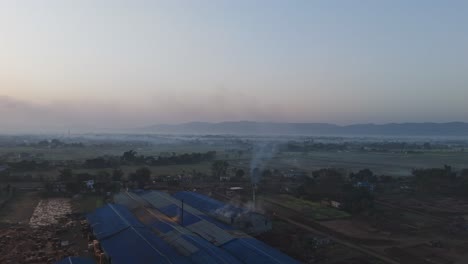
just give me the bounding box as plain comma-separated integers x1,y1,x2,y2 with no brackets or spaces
264,195,351,221
264,151,468,176
74,162,214,178
72,195,105,213
3,142,468,179
0,143,229,161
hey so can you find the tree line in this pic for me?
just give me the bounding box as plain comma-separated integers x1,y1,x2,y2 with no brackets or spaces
85,150,217,168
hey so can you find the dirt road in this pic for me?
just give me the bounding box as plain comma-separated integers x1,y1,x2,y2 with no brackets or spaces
277,215,401,264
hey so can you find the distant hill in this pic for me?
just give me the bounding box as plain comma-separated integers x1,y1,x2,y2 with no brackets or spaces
141,121,468,136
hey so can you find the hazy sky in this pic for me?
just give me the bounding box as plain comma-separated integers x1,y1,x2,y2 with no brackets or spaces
1,0,467,132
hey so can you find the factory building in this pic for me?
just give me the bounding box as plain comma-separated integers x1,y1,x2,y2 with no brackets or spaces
85,190,299,263
173,191,272,235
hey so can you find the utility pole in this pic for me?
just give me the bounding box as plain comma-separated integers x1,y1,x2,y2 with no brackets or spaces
181,199,184,226
252,184,256,211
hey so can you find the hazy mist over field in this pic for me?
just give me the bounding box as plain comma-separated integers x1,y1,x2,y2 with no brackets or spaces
3,2,468,264
1,1,468,133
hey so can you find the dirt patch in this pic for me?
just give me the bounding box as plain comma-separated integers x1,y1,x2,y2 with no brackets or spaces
0,217,90,264
0,195,92,264
29,199,72,227
0,192,40,224
320,218,398,243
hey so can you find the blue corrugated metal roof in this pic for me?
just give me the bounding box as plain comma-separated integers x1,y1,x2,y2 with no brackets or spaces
137,191,235,245
127,191,300,264
87,204,190,264
170,193,299,263
221,238,300,264
55,257,95,264
114,194,243,264
100,227,191,264
87,204,145,240
173,192,244,217
158,204,201,226
197,214,235,230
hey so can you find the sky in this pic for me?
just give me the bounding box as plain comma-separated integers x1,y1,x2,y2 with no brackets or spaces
0,0,467,132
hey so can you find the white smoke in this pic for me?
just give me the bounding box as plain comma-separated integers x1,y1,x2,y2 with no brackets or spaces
249,141,277,184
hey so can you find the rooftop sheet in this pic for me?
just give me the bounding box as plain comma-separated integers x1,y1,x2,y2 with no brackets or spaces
87,204,190,264
173,192,244,217
87,203,144,240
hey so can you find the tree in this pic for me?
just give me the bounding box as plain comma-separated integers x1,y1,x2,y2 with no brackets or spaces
96,171,111,182
130,167,151,189
76,172,93,182
350,169,376,183
85,157,110,168
459,169,468,196
235,169,245,180
211,160,229,179
121,150,137,163
412,165,456,193
65,181,81,194
112,168,124,181
58,168,73,182
343,187,374,213
312,168,345,195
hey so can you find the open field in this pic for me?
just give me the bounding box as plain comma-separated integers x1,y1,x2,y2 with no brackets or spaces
7,148,468,182
76,162,214,177
256,219,384,264
0,192,40,225
267,151,468,176
0,143,229,161
3,137,468,178
71,195,105,214
263,195,350,221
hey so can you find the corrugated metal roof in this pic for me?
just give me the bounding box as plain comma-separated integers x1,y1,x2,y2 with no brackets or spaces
140,191,177,209
138,191,234,230
173,192,272,235
186,220,234,246
171,192,299,263
139,191,235,246
173,191,244,217
87,204,191,264
99,226,191,264
114,192,148,210
87,204,145,240
123,191,300,264
197,214,235,230
115,193,242,264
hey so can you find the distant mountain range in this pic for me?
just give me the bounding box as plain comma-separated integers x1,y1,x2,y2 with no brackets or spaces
140,121,468,136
